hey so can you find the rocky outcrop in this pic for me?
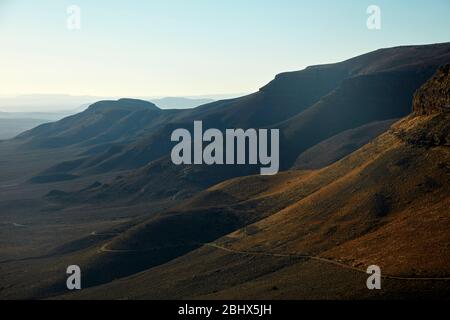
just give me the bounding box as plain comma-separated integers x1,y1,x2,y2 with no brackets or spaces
392,64,450,148
413,64,450,115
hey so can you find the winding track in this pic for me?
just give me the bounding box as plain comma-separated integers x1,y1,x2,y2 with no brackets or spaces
204,243,450,281
97,240,450,281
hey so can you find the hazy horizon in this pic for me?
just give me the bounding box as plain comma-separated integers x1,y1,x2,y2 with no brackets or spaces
0,93,246,112
0,0,449,303
1,0,449,99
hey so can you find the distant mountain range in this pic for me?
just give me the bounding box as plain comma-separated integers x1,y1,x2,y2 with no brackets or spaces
0,43,449,300
66,63,449,300
0,96,217,139
18,43,450,196
0,95,217,113
0,94,101,113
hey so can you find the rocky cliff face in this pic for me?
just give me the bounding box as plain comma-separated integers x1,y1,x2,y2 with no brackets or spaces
392,64,450,148
413,64,450,115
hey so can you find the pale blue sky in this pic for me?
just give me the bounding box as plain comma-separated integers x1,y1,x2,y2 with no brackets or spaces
0,0,449,97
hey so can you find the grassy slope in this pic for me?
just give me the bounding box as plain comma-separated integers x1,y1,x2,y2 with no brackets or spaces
43,62,450,299
1,51,449,301
61,104,449,299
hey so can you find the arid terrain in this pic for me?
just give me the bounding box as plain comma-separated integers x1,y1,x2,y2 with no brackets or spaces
0,43,449,300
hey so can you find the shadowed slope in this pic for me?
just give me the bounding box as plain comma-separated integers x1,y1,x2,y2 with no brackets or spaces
18,99,165,148
26,43,450,182
61,64,450,300
292,119,397,170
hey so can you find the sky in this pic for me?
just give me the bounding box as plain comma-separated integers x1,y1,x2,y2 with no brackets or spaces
0,0,449,98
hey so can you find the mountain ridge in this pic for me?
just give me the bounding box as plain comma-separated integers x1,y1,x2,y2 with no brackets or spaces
57,63,450,300
32,43,449,202
1,48,449,300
